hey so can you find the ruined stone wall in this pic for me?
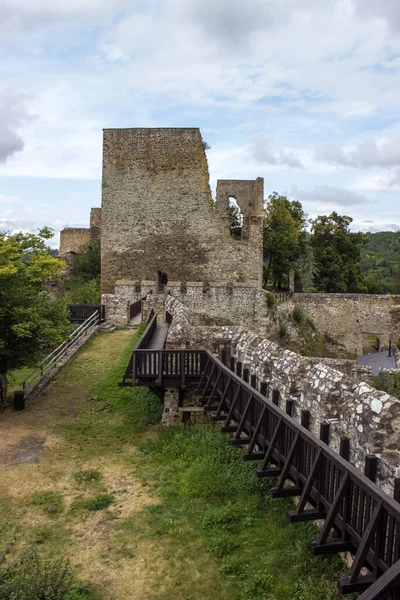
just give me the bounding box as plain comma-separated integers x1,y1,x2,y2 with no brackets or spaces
103,282,400,355
90,208,102,242
294,294,400,355
215,179,264,243
101,128,264,294
59,228,91,257
165,294,400,495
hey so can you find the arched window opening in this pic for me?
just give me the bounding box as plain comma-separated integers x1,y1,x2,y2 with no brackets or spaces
227,196,243,240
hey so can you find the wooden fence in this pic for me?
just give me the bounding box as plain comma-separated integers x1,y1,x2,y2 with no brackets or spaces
120,302,400,599
67,304,105,323
14,311,100,410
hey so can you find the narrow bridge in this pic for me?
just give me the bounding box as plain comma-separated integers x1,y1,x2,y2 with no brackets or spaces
120,312,400,600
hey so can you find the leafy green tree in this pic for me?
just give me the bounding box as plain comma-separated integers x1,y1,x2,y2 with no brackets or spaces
263,193,307,287
310,212,367,293
69,240,100,282
64,240,101,304
227,201,242,240
0,228,69,405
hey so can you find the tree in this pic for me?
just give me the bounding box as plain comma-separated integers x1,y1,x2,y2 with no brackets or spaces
227,200,242,240
64,240,101,304
310,212,367,293
0,228,69,405
263,193,308,287
69,240,100,282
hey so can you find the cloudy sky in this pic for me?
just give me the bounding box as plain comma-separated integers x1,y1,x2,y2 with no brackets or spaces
0,0,400,246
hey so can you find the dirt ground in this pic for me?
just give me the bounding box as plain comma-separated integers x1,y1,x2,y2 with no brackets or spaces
0,330,166,600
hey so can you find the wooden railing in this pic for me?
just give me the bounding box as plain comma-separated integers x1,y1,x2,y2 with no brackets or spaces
121,332,400,598
14,311,100,409
67,304,105,323
197,354,400,599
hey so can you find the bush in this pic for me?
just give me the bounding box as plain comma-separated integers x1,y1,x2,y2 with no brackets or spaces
292,305,305,324
279,323,288,339
0,549,72,600
372,371,400,400
265,292,276,308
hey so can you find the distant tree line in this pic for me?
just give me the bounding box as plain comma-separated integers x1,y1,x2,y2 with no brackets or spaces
263,193,400,294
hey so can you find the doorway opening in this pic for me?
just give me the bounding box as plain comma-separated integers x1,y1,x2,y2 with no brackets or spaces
158,270,168,292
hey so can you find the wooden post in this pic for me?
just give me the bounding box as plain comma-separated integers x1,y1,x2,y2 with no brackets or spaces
394,478,400,503
132,351,137,384
339,437,350,462
272,390,280,406
221,349,227,365
243,368,249,383
301,410,311,430
180,351,186,388
251,374,257,389
286,400,294,416
230,356,235,372
364,455,378,483
320,423,330,445
236,361,242,378
260,381,267,397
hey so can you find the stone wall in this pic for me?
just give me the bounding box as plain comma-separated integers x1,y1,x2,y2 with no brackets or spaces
90,207,102,242
59,228,91,257
100,128,264,294
59,207,101,257
165,294,400,495
102,281,400,357
294,293,400,355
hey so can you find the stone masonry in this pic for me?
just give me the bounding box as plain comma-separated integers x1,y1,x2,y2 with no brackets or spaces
100,128,264,294
59,207,101,257
164,294,400,496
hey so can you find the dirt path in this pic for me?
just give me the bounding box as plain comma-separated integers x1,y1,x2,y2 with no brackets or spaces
0,330,165,600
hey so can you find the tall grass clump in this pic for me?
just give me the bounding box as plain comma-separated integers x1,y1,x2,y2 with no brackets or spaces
292,305,306,324
372,371,400,400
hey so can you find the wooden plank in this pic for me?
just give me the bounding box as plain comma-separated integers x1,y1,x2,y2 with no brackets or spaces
256,416,282,477
245,404,267,459
356,559,400,600
271,430,300,495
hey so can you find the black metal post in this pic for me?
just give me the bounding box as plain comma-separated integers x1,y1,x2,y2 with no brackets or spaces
13,390,25,412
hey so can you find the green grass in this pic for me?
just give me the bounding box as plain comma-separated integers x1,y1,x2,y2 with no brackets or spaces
372,371,400,400
0,327,356,599
83,494,114,512
133,426,353,600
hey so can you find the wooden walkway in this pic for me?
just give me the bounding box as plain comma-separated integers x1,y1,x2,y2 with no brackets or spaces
148,322,169,350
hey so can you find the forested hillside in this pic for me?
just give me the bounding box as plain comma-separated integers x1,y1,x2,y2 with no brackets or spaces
360,231,400,294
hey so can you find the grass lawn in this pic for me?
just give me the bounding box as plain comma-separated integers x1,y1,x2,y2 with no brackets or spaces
0,329,356,599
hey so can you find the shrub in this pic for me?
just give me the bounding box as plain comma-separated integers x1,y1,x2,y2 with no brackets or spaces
278,323,288,339
372,371,400,400
83,494,114,511
0,549,72,600
265,292,276,308
292,305,305,324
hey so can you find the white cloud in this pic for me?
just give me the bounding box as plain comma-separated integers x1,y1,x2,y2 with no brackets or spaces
0,90,30,163
290,184,369,207
353,0,400,32
249,134,303,168
316,136,400,168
